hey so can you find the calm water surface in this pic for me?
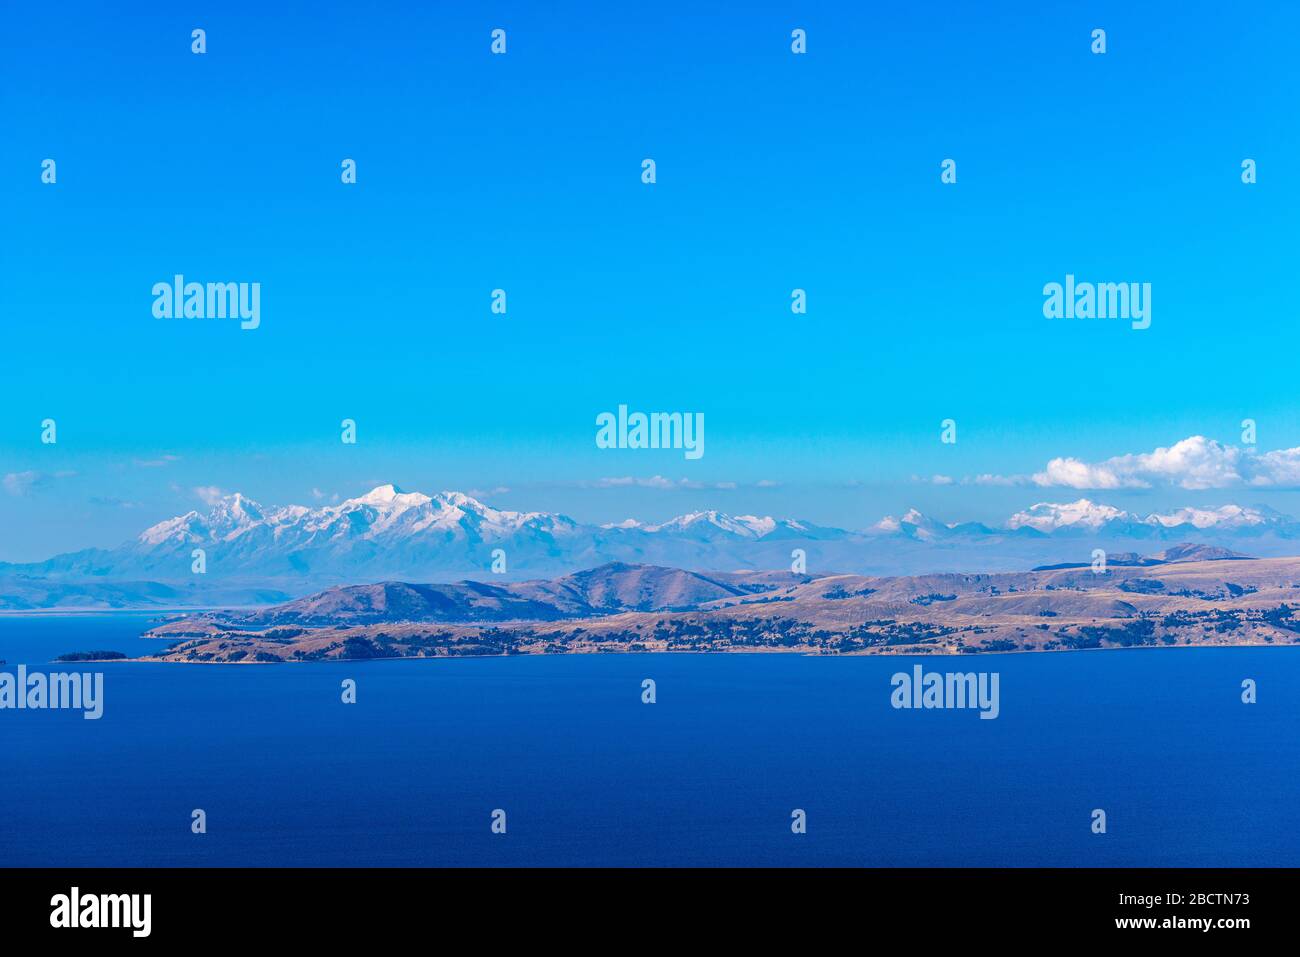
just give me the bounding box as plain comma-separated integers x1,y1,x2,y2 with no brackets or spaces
1,615,1295,866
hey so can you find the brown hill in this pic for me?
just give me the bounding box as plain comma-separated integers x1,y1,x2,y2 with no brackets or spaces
135,555,1300,662
157,562,799,631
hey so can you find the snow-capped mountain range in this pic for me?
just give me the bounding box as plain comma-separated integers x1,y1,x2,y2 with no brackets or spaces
4,486,1300,606
1004,500,1287,535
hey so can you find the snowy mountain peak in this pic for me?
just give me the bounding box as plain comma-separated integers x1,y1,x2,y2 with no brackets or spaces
349,484,432,509
44,485,1300,591
601,518,644,530
646,510,785,539
735,514,778,536
434,490,480,507
1007,499,1131,532
1006,499,1283,534
1143,504,1269,530
137,510,207,546
871,508,943,539
207,492,266,529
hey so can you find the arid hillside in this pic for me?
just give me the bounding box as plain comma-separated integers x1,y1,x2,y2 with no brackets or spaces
130,551,1300,662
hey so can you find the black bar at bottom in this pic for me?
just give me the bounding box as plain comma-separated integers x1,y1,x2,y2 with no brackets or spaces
0,867,1284,943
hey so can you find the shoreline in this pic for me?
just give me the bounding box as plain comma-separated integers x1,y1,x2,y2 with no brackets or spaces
0,607,244,617
33,641,1300,665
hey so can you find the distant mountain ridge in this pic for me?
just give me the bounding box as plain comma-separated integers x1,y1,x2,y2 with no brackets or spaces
3,484,1300,609
136,552,1300,662
1004,500,1288,536
167,562,802,629
1032,543,1255,571
158,544,1264,632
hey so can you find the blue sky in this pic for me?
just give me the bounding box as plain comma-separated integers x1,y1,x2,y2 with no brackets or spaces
2,1,1299,560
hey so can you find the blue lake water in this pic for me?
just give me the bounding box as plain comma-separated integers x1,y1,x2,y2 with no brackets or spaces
1,615,1297,866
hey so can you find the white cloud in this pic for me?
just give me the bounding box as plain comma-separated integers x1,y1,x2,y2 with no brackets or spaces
966,473,1029,487
1033,436,1247,490
133,454,179,468
976,436,1300,491
193,485,226,506
1252,447,1300,487
591,475,676,489
90,495,142,509
466,486,511,498
1032,456,1140,489
588,476,746,490
3,471,42,496
3,470,74,496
